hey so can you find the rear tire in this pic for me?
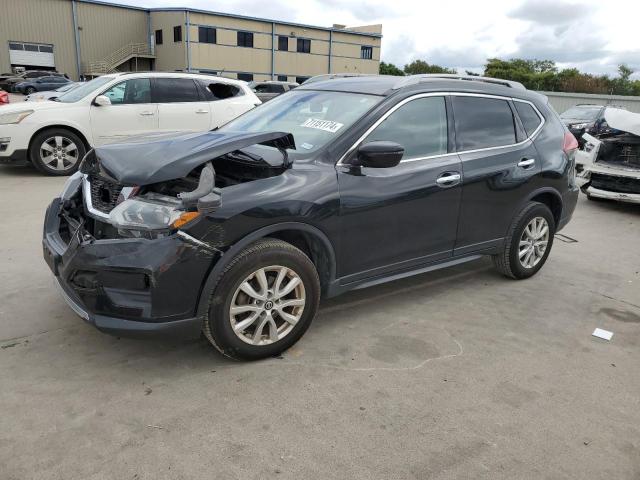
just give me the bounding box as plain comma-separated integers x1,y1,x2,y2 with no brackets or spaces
492,202,555,279
24,86,36,95
29,128,86,176
203,238,321,361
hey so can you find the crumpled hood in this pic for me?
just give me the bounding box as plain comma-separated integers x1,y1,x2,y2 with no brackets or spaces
604,108,640,137
88,130,295,185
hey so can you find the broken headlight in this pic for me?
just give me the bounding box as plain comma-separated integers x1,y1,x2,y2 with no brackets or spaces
571,123,590,130
109,193,198,238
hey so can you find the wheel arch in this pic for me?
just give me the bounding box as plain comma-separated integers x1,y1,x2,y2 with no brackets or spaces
526,187,563,226
28,124,91,160
196,222,337,317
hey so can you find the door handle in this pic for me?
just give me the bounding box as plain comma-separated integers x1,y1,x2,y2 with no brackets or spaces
518,158,535,168
436,172,461,187
195,109,209,114
139,111,155,116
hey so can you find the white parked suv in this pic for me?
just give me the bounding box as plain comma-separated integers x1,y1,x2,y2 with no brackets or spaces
0,72,260,175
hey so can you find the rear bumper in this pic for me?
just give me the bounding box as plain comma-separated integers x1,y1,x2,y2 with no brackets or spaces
43,196,218,339
558,186,579,231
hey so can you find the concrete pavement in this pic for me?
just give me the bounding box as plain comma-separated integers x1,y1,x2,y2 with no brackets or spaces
1,166,639,479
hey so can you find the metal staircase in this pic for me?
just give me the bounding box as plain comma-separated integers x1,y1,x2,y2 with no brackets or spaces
84,43,155,76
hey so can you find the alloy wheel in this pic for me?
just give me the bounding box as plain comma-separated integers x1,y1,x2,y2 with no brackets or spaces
518,216,549,269
230,266,306,346
40,136,79,171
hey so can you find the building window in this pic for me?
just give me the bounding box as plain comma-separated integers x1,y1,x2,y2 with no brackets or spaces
295,76,309,84
173,25,182,42
237,31,254,48
277,75,288,81
155,29,163,45
278,36,288,51
237,73,254,82
24,44,39,52
39,45,53,53
361,46,373,60
198,26,216,44
296,38,311,53
9,42,24,50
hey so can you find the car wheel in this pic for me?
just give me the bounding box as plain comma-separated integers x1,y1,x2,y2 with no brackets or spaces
492,202,555,279
25,87,36,95
203,238,321,360
29,128,87,176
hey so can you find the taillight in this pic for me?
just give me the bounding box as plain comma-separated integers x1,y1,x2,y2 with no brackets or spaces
563,131,578,154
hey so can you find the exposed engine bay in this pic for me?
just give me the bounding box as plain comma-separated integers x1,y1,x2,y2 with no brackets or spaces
575,108,640,204
60,130,295,241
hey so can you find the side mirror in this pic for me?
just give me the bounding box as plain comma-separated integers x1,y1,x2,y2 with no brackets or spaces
355,141,404,168
93,95,111,106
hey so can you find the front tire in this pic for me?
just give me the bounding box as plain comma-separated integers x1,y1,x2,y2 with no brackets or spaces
29,128,86,176
492,202,555,279
203,238,321,360
24,86,36,95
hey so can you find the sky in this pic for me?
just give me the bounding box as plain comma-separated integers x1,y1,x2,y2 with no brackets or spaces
119,0,640,78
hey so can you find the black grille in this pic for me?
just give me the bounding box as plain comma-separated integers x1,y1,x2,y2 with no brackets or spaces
89,176,123,214
590,173,640,195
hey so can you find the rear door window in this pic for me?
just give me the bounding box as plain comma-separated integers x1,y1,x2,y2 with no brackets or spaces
363,96,448,160
514,101,543,136
153,78,201,103
452,96,516,150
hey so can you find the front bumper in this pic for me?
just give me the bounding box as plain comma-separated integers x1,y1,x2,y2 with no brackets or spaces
578,165,640,204
584,185,640,204
0,148,28,166
43,197,219,339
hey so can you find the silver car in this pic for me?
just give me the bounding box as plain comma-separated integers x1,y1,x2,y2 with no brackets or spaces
248,80,298,102
25,82,78,102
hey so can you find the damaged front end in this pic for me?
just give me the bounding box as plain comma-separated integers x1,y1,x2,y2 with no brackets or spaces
575,109,640,204
42,130,296,338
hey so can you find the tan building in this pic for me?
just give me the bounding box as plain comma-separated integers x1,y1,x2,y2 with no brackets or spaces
1,0,382,83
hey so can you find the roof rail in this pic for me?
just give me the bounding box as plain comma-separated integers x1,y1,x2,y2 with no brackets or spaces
393,74,526,90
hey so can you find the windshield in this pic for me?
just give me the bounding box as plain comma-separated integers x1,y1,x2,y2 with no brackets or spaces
560,106,601,121
56,76,114,103
221,90,381,155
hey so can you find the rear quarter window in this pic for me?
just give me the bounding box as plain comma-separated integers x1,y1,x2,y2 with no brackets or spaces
198,81,242,100
453,96,516,150
514,101,543,136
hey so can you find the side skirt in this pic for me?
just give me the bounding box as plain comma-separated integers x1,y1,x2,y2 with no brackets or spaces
326,253,484,298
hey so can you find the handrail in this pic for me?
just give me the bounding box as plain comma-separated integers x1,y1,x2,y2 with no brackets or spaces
85,43,154,74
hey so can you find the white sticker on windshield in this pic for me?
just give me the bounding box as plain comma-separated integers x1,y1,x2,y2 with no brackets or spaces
300,118,344,133
301,142,314,150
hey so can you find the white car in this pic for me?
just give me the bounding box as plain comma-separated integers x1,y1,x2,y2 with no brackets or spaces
0,72,260,175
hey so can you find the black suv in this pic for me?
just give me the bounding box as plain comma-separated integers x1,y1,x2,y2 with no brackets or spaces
43,75,579,360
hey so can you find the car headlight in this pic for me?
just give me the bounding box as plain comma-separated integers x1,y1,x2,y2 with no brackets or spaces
571,123,589,130
108,194,200,237
0,110,34,125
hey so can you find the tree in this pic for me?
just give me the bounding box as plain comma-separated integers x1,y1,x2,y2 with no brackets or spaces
403,60,456,75
379,61,404,76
